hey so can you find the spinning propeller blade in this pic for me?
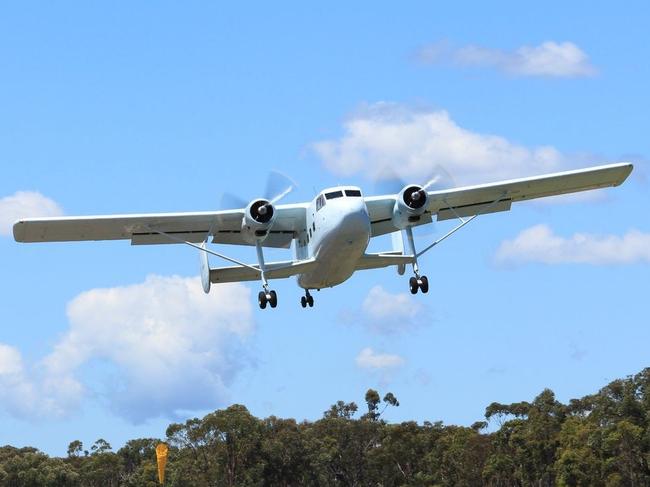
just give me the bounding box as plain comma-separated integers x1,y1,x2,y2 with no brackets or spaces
373,164,458,237
219,170,297,211
219,192,248,211
373,164,457,195
265,170,297,205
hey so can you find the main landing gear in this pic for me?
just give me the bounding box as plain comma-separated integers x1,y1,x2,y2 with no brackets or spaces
300,290,314,308
409,275,429,294
258,289,278,309
255,242,279,310
403,226,429,294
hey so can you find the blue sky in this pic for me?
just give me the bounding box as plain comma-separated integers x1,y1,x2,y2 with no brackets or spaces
1,2,648,455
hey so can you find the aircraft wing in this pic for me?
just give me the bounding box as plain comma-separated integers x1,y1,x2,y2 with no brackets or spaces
365,163,633,237
13,203,308,249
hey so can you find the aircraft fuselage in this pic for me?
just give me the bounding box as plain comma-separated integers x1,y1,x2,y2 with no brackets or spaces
296,187,370,289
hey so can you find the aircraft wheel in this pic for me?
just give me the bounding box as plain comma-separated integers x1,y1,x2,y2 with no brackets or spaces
269,290,278,308
258,291,268,309
419,275,429,294
301,296,307,308
307,295,314,307
409,277,419,295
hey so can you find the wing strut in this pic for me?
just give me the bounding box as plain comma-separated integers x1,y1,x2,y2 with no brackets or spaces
415,192,507,258
399,192,508,295
144,227,261,272
146,226,282,309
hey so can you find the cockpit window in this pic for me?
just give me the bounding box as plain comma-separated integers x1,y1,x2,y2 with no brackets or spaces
325,190,344,200
316,195,326,211
345,189,362,197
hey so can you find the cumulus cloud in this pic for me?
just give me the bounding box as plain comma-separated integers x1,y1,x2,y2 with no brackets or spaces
495,224,650,265
0,343,81,419
418,40,596,78
0,191,63,236
0,344,36,417
356,347,404,370
362,285,426,334
339,285,428,334
313,102,571,187
0,275,254,422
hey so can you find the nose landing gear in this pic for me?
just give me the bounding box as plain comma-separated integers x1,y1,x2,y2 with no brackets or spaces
300,290,314,308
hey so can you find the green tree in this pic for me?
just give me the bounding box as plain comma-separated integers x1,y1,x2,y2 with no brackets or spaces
90,438,112,455
67,440,83,458
166,404,264,486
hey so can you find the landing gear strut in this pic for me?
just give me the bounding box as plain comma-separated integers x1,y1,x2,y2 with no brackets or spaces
300,290,314,308
404,226,429,294
256,242,278,310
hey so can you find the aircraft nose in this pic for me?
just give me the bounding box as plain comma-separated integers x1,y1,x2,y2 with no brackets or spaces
339,207,371,241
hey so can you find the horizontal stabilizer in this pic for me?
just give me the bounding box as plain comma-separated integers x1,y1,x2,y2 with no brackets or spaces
355,252,415,271
209,258,317,284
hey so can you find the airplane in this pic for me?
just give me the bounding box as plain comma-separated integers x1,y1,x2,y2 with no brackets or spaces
13,162,633,310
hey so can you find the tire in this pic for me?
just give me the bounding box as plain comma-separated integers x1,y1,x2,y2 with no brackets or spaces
307,295,314,307
419,275,429,294
409,276,419,294
258,291,267,309
269,290,278,308
301,296,307,308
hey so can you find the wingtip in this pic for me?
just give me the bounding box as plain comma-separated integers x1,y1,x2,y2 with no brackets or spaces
620,161,634,170
612,162,634,186
12,220,25,242
622,161,634,177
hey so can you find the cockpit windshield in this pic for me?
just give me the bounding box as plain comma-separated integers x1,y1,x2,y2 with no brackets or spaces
325,190,344,200
319,189,362,205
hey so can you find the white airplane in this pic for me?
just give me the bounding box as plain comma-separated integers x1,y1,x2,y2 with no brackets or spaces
14,163,633,309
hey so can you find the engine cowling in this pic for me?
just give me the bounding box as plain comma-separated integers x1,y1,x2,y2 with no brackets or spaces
391,185,428,229
242,199,276,243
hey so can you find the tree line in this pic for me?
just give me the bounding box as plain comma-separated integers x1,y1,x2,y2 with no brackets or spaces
1,368,648,486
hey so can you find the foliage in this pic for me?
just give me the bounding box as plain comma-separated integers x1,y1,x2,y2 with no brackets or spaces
1,372,649,486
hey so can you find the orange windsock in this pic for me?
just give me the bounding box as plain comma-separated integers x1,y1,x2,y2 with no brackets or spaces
156,443,169,485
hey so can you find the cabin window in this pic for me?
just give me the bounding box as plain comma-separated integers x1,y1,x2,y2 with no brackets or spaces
309,228,312,238
325,190,344,200
345,189,362,197
316,195,326,211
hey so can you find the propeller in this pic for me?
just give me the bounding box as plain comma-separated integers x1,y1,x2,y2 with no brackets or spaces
264,170,296,205
220,170,297,211
373,164,456,195
373,164,457,237
211,170,297,239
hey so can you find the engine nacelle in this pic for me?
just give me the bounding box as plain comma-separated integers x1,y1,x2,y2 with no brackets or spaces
242,199,276,244
391,185,428,229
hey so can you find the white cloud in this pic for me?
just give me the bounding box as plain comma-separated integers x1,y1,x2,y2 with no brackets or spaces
361,285,426,334
0,191,63,236
0,275,254,422
0,343,79,419
356,347,404,370
313,102,570,187
418,41,596,78
495,224,650,265
0,344,36,417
